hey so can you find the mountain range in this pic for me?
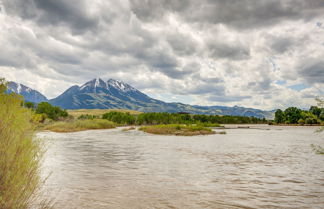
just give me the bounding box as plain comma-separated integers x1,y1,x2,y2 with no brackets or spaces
7,78,274,118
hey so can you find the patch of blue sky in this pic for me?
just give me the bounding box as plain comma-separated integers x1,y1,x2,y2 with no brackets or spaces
275,80,286,85
288,83,309,91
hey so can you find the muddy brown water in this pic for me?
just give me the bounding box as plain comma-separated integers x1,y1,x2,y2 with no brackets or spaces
38,125,324,209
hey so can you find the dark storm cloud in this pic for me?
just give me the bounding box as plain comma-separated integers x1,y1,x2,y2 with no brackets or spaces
270,37,294,53
130,0,324,29
135,49,191,79
128,0,190,22
298,60,324,84
3,0,100,33
2,0,37,19
34,0,98,31
207,41,250,60
166,32,197,56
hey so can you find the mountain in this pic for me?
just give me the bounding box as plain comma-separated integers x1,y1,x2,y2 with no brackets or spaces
49,78,164,110
7,82,48,103
49,78,274,118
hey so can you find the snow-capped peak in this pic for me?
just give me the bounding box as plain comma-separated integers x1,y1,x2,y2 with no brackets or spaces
107,79,136,92
78,78,138,93
80,78,105,90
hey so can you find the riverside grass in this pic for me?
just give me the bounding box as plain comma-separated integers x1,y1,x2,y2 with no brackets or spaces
0,80,50,209
44,119,116,132
67,109,142,118
139,124,217,136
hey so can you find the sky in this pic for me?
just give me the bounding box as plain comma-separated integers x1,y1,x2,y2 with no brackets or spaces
0,0,323,110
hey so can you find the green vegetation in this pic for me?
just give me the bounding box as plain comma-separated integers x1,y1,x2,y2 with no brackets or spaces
274,106,324,125
0,79,50,209
44,119,116,133
24,101,36,109
139,124,216,136
36,102,68,121
78,114,99,120
67,108,141,118
101,111,265,126
102,111,136,125
23,101,69,122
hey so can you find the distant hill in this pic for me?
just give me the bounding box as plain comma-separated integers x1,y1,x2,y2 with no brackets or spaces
7,82,48,103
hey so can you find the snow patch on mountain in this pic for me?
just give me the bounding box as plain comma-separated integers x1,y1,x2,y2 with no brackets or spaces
17,83,21,93
95,78,100,88
107,79,136,92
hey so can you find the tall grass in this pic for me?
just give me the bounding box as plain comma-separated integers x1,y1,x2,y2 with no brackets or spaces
0,79,49,209
44,119,116,132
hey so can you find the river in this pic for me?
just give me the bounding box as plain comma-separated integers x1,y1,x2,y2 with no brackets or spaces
38,125,324,209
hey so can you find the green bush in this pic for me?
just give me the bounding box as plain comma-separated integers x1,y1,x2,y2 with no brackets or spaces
36,102,68,121
298,119,305,125
24,101,36,109
78,114,98,120
0,79,49,208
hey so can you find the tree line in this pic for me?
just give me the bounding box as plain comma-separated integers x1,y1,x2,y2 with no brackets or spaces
101,111,267,125
274,106,324,125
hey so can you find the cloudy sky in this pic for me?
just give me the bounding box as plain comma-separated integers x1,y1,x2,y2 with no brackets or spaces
0,0,323,110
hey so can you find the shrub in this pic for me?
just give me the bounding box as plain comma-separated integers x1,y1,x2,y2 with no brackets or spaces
305,117,318,125
78,114,98,120
32,113,47,124
36,102,68,121
298,119,305,125
24,101,36,109
0,79,49,208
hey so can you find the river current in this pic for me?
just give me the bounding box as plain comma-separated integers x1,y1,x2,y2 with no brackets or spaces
38,125,324,209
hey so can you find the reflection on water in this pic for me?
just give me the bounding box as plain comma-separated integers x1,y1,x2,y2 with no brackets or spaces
38,125,324,209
